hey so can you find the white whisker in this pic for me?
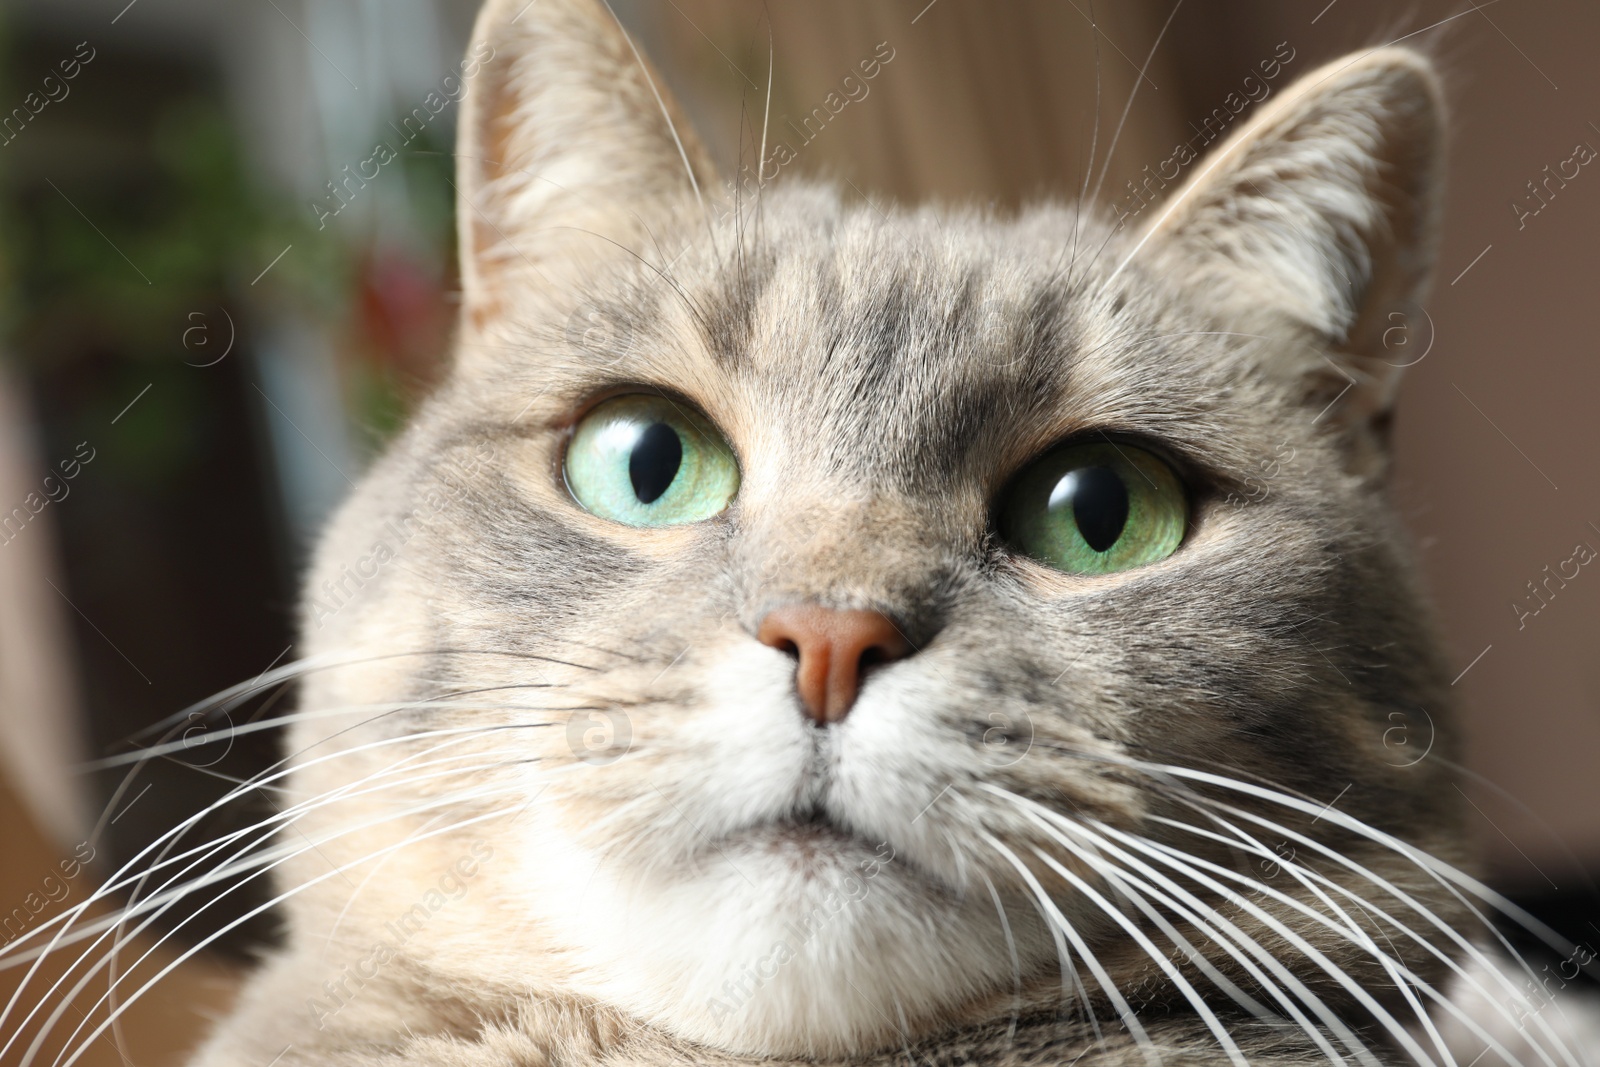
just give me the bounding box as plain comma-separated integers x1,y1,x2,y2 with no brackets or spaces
9,761,523,1056
981,830,1164,1066
976,867,1023,1044
0,727,554,1058
48,797,532,1067
1148,796,1583,1067
1086,0,1185,207
984,783,1369,1065
1027,842,1250,1066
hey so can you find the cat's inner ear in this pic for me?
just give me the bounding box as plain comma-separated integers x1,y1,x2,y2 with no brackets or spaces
1134,47,1445,436
454,0,719,337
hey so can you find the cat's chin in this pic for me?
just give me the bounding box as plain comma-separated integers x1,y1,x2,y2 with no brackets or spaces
515,819,1053,1058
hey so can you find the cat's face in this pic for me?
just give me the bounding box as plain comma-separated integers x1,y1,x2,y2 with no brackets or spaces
281,0,1467,1057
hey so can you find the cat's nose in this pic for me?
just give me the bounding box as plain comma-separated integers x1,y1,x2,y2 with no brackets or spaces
756,605,913,725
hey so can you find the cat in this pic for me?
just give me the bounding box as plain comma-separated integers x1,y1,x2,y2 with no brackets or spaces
24,0,1597,1064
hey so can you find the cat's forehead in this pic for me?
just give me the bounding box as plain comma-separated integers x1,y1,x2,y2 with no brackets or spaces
457,186,1272,503
721,190,1111,368
588,189,1241,485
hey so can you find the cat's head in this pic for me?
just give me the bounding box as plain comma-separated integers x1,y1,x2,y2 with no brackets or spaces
283,0,1466,1056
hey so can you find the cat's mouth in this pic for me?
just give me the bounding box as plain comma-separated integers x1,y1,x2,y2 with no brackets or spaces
736,803,909,880
769,802,844,833
748,805,870,855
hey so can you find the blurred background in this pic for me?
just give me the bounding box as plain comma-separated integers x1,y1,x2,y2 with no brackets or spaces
0,0,1594,1062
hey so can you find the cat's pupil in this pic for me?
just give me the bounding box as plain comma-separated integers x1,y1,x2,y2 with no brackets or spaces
629,422,683,504
1049,466,1129,552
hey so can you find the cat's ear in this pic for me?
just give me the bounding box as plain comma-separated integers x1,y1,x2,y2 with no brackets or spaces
454,0,718,333
1134,48,1445,435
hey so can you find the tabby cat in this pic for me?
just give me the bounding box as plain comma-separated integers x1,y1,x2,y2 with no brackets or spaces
30,0,1600,1063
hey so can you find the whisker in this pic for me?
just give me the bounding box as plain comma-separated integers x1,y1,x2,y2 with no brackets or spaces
1031,744,1595,991
594,0,718,267
1149,798,1583,1067
1,743,539,1059
32,763,542,1060
982,821,1103,1047
975,867,1024,1044
1028,841,1250,1066
980,830,1163,1066
1086,0,1185,207
1016,743,1591,1064
22,783,499,1064
1147,762,1587,978
1069,0,1104,273
88,698,566,769
1141,812,1564,1067
984,784,1367,1065
0,720,558,1054
1156,801,1477,1067
45,796,533,1067
757,27,772,193
119,646,607,749
3,728,485,974
4,730,544,963
1092,817,1438,1064
1181,805,1458,1065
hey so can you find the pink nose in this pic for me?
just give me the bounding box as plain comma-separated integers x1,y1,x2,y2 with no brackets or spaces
756,605,912,724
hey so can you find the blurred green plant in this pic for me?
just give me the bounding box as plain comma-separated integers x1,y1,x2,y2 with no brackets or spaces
0,76,459,468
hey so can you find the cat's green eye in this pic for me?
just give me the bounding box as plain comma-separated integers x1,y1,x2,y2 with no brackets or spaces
564,394,739,526
999,441,1187,574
